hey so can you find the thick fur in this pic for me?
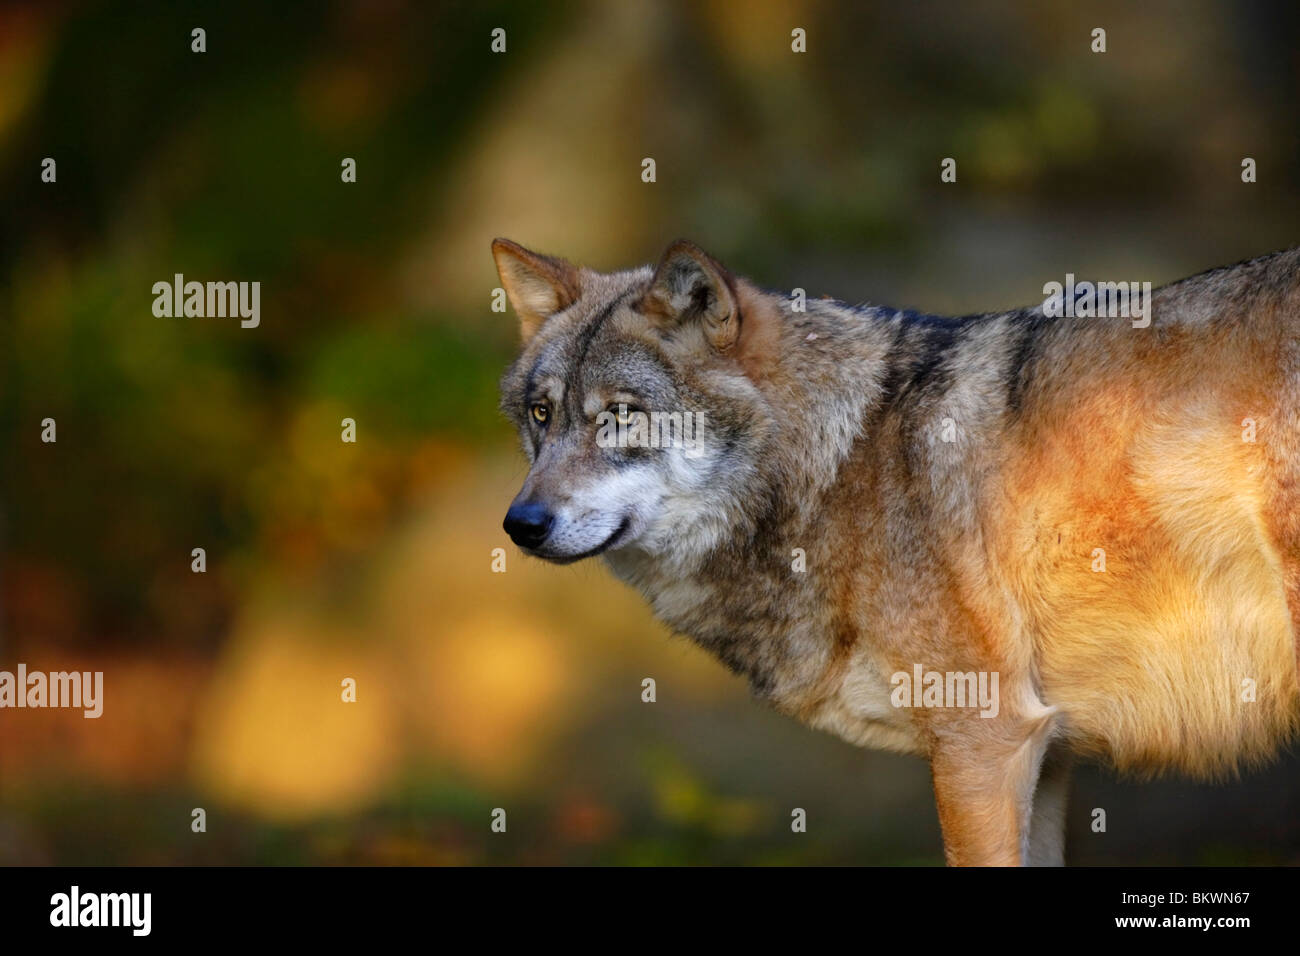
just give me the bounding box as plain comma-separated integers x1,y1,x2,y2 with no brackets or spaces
495,239,1300,865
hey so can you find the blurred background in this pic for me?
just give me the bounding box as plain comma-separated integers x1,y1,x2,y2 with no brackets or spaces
1,0,1299,865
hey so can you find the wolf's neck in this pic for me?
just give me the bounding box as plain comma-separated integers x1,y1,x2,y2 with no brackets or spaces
604,293,920,698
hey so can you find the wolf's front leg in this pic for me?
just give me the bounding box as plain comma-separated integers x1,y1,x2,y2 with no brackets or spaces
930,749,1024,865
928,705,1060,866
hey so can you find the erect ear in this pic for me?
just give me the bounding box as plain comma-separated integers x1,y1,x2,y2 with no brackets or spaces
639,239,739,351
491,238,582,343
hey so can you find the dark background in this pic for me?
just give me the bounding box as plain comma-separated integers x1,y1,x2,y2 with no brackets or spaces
1,0,1298,864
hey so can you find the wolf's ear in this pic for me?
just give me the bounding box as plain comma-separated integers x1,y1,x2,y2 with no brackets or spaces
492,238,581,343
640,240,739,351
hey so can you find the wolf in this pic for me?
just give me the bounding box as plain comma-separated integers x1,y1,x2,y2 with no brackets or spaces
494,237,1300,865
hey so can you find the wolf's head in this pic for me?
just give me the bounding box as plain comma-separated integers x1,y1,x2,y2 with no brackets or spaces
495,238,774,570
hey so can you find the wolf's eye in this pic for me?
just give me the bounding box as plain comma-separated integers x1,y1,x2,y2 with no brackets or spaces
530,403,549,425
611,404,640,425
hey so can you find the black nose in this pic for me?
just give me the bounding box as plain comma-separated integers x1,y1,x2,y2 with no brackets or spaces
503,502,554,548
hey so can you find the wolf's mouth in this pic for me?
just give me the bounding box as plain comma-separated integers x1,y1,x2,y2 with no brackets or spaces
541,516,631,565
